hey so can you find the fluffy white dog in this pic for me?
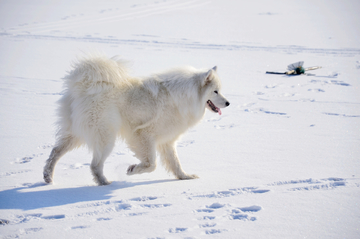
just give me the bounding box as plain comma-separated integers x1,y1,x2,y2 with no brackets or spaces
43,55,230,185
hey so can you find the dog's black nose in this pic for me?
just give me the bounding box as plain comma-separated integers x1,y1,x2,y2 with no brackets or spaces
225,102,230,107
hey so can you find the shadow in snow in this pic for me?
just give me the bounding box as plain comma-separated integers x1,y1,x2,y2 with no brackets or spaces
0,179,175,210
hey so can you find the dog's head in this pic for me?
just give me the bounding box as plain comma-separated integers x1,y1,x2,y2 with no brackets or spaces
202,66,230,115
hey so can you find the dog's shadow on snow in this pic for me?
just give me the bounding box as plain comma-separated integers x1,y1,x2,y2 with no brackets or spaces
0,179,175,210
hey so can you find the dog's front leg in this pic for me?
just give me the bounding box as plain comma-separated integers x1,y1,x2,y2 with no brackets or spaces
157,142,198,180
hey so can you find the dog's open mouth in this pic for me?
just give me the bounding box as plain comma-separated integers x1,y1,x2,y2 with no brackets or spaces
207,100,222,115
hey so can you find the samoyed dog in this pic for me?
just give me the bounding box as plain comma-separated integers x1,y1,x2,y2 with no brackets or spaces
43,55,230,185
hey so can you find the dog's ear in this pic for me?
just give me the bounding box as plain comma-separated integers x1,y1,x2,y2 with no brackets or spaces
203,67,217,86
203,69,213,86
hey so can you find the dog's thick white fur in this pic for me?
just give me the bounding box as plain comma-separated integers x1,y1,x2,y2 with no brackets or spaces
43,54,230,185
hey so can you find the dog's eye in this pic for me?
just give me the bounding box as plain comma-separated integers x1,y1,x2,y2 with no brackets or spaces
214,91,218,94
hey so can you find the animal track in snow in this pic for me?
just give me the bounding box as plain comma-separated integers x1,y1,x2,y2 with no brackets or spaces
195,202,261,235
0,170,32,177
196,209,215,213
72,196,172,220
329,80,349,86
196,203,262,221
71,225,89,229
259,108,287,116
97,217,112,221
168,227,188,233
207,202,225,209
244,107,288,117
69,163,90,169
199,222,216,228
356,60,360,69
202,216,216,220
239,205,262,212
231,208,259,221
309,79,350,86
41,215,66,220
186,177,348,213
178,140,195,147
323,112,360,118
267,177,347,191
37,144,54,149
8,227,43,238
140,203,171,209
229,209,257,221
13,143,54,164
75,200,123,208
12,213,65,224
308,88,325,93
206,117,222,122
14,153,43,164
187,187,270,199
130,196,158,201
205,229,227,234
214,123,235,130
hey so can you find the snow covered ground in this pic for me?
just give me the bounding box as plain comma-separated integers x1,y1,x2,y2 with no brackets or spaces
1,0,360,238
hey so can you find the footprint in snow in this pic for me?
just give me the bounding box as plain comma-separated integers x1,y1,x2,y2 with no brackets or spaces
229,206,261,221
356,60,360,69
259,108,287,116
188,187,270,199
196,203,261,234
206,117,222,122
168,227,188,233
0,170,32,177
14,144,53,164
13,213,65,224
15,154,43,164
199,222,216,228
308,88,325,93
178,140,195,147
71,225,89,229
129,196,158,201
214,124,235,130
323,112,360,118
205,229,227,234
202,216,216,220
268,177,347,191
37,144,54,149
244,108,288,117
97,217,112,221
69,163,89,169
140,203,171,209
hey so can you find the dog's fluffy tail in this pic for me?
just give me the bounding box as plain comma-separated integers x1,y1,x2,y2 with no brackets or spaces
64,54,132,94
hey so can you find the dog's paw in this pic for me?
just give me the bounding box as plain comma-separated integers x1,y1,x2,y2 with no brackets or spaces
93,176,111,186
178,174,199,180
43,172,53,184
98,179,111,186
127,164,137,175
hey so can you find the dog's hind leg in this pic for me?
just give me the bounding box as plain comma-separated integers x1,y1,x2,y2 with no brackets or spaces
43,135,80,184
90,134,116,186
126,134,157,175
157,142,198,180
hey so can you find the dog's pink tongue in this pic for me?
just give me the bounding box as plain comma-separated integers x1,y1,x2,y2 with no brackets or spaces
217,107,222,115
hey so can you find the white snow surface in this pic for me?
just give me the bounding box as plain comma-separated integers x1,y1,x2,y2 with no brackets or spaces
1,0,360,238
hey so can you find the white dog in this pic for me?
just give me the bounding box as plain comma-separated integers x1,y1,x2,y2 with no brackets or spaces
43,54,230,185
